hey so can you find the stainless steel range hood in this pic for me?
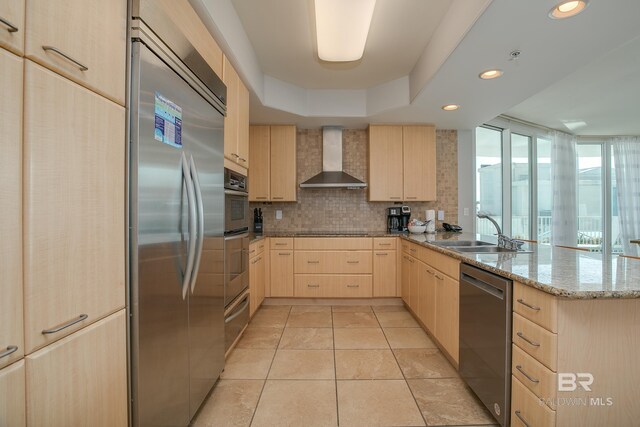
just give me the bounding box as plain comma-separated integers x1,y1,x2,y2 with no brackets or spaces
299,127,367,189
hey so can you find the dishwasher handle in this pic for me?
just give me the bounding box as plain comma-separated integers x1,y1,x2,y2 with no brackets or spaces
461,272,504,300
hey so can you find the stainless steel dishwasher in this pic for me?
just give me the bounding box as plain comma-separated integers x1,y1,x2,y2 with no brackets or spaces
459,263,512,427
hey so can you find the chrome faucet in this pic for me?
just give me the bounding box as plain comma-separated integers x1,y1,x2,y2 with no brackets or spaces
477,212,525,251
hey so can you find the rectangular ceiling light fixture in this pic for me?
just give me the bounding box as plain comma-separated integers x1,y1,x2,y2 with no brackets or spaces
315,0,377,62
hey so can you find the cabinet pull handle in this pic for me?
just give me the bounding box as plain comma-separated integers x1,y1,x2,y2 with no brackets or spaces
256,197,267,200
275,243,287,246
514,410,531,427
231,153,239,158
406,197,417,199
278,252,290,256
239,157,246,162
0,16,18,33
390,197,401,200
515,365,540,384
347,260,360,264
251,257,262,264
249,249,256,254
434,273,444,280
516,332,540,347
347,284,360,288
42,314,88,334
307,284,320,288
307,260,320,264
426,269,434,275
0,345,18,359
517,299,541,311
272,197,284,200
375,253,388,256
42,46,88,71
410,248,416,252
378,243,391,246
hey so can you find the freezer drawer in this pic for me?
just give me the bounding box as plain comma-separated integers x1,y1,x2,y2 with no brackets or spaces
225,293,250,352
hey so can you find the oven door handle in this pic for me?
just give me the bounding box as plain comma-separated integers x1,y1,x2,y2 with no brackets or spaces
225,296,249,323
224,232,250,241
181,153,197,300
224,189,249,197
189,155,204,295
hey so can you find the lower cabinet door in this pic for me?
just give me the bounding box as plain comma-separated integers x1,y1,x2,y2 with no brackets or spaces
270,250,294,297
25,310,127,427
401,254,412,305
418,265,436,333
435,273,459,363
373,250,397,297
0,360,26,427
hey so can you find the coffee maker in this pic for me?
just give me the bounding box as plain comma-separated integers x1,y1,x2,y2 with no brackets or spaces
387,206,411,233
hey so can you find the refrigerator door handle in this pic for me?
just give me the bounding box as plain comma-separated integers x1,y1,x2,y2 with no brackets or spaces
189,155,205,294
182,152,197,300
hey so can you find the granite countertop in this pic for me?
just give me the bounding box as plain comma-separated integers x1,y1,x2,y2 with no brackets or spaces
402,231,640,300
249,230,640,299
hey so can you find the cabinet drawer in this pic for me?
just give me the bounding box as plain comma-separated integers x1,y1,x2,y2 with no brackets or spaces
294,275,373,298
0,0,24,55
400,240,412,253
373,237,397,250
270,238,293,250
424,248,460,280
514,282,558,333
26,310,127,426
511,376,556,427
249,239,266,258
295,237,373,250
512,344,557,409
0,360,25,427
25,0,127,105
513,313,557,372
295,251,372,274
405,242,425,260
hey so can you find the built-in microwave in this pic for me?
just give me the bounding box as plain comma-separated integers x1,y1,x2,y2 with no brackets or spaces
224,168,249,234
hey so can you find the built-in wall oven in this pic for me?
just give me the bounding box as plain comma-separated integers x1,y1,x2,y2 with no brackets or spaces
224,168,250,350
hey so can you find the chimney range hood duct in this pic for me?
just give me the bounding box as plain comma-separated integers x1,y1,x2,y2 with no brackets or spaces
299,127,367,189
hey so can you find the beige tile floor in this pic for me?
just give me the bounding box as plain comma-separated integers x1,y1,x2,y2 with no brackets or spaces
193,304,497,427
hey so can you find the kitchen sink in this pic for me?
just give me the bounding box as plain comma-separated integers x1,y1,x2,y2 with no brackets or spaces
454,246,532,254
433,240,494,247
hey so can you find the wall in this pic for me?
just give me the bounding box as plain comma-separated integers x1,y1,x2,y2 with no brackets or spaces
250,128,458,233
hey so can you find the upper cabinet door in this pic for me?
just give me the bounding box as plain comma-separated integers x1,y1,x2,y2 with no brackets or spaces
0,50,24,369
24,0,127,105
237,78,250,168
0,0,25,55
270,125,297,201
23,62,125,354
249,125,270,201
403,126,436,201
223,56,239,162
368,125,403,201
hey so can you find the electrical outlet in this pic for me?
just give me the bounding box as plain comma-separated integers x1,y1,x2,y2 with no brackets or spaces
275,210,282,220
438,210,445,221
464,208,469,216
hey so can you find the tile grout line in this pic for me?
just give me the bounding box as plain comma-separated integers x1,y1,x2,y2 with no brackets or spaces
331,305,340,427
248,305,292,427
373,305,430,427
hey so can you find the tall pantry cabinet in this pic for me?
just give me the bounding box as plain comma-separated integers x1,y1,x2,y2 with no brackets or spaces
1,0,128,425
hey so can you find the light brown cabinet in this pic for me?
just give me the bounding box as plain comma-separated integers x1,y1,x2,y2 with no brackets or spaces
434,272,459,362
0,0,24,55
23,62,125,353
223,56,249,168
401,254,412,306
0,360,26,427
270,250,294,297
0,49,23,369
368,125,436,201
418,263,436,333
25,310,127,426
249,240,266,317
249,125,297,202
25,0,127,105
373,250,397,297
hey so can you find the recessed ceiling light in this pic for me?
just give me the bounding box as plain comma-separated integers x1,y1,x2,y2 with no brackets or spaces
549,1,588,19
442,104,459,111
479,69,503,80
315,0,377,62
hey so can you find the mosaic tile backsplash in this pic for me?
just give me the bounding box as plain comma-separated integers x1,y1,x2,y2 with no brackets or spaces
250,128,458,233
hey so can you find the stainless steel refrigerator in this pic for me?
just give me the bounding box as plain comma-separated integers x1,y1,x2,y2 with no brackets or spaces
129,18,226,426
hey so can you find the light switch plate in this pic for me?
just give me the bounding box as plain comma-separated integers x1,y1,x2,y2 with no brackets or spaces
276,210,282,220
438,210,445,221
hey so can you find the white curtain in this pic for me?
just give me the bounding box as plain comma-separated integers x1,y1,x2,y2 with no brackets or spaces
612,137,640,257
551,131,577,247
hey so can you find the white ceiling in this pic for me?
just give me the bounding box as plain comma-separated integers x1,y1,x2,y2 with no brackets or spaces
193,0,640,134
231,0,452,89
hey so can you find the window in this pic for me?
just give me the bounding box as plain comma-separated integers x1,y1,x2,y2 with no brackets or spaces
475,126,503,234
611,152,622,253
536,138,552,244
576,144,603,251
511,134,531,240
